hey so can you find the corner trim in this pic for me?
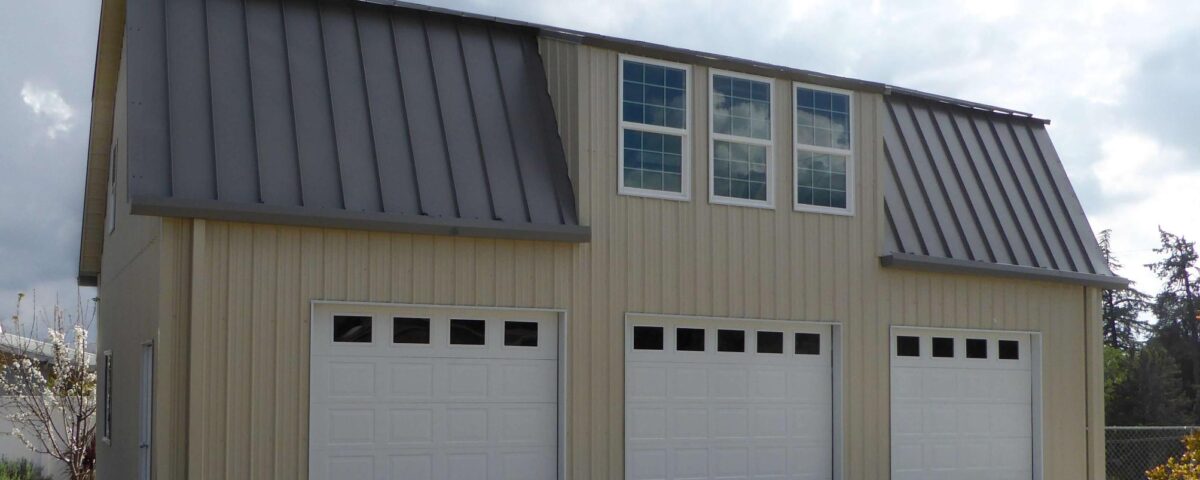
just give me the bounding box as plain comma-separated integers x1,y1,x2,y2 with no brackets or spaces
130,196,591,243
879,252,1130,289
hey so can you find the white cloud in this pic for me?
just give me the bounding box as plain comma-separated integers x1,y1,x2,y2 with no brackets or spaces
1090,133,1200,296
19,82,74,139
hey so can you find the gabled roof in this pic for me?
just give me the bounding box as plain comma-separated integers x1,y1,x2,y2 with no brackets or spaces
122,0,585,244
880,95,1125,288
80,0,1124,288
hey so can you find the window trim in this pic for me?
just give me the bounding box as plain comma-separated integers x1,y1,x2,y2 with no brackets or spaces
101,350,113,444
792,81,855,216
708,68,775,209
106,141,118,235
618,54,692,201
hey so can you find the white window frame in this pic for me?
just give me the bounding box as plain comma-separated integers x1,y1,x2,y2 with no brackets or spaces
106,141,118,234
101,350,113,444
708,69,775,209
793,82,855,216
617,54,692,201
138,341,154,480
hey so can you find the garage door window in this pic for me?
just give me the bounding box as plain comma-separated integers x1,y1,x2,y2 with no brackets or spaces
633,326,664,350
932,337,954,358
676,328,705,351
333,315,371,343
999,339,1020,359
966,338,987,359
450,319,486,345
504,321,539,347
392,317,430,344
896,335,919,356
796,332,820,355
756,331,783,354
717,329,745,352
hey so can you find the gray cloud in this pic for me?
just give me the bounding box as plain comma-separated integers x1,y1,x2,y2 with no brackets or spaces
0,0,100,319
1125,32,1200,167
1,0,1197,325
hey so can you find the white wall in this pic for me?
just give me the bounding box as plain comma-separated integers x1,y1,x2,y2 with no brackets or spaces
0,399,74,480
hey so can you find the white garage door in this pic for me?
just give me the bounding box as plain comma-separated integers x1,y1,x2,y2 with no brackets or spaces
625,317,834,480
890,328,1036,480
310,306,560,480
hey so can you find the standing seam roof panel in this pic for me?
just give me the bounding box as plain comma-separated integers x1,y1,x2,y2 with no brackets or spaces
883,96,1116,280
927,108,1003,263
125,0,585,240
911,103,992,262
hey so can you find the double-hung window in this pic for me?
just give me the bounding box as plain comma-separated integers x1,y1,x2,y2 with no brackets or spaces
710,70,773,207
794,83,854,214
619,55,690,200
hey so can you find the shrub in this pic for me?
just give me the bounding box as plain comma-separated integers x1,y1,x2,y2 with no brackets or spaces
1148,430,1200,479
0,458,51,480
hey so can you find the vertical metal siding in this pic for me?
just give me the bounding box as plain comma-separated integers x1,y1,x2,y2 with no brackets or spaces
146,36,1100,480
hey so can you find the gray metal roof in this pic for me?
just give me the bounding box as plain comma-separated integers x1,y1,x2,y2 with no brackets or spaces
124,0,586,241
881,95,1126,288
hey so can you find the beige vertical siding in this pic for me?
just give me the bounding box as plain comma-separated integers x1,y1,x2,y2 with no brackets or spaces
146,37,1099,480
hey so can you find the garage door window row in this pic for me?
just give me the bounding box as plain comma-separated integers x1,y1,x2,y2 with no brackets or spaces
331,315,539,347
896,334,1020,360
632,325,820,355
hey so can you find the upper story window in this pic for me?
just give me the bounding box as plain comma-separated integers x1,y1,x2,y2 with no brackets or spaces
794,84,854,214
710,71,773,208
619,56,690,200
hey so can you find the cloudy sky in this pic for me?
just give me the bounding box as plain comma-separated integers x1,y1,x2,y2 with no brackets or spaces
2,0,1198,325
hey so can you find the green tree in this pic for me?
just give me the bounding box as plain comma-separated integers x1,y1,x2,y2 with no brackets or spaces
1104,345,1133,422
1108,343,1191,425
1098,230,1150,351
1146,228,1200,418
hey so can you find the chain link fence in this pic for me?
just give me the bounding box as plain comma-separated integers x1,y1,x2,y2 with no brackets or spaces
1107,426,1198,479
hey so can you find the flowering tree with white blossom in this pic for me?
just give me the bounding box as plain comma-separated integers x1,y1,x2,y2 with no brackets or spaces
0,293,97,480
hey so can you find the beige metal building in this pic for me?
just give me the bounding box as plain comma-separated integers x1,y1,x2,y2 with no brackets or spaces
79,0,1125,479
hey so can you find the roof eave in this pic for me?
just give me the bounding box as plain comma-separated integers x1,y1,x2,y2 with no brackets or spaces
130,196,592,243
77,0,125,287
880,253,1130,289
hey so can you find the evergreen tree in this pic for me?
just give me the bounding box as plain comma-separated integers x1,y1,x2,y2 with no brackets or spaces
1146,228,1200,419
1108,343,1191,426
1098,230,1150,351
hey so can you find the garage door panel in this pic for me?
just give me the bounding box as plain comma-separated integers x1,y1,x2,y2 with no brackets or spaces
500,450,557,480
710,447,748,477
390,455,432,480
496,363,558,399
751,407,788,438
711,407,749,438
327,456,374,479
387,408,435,444
630,407,669,440
310,309,559,480
387,363,435,400
674,448,709,478
627,318,834,480
630,366,670,400
749,369,789,399
670,368,709,399
629,449,668,480
709,368,750,400
891,329,1034,480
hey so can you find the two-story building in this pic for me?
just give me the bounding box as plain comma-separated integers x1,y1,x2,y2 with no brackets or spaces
79,0,1125,478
